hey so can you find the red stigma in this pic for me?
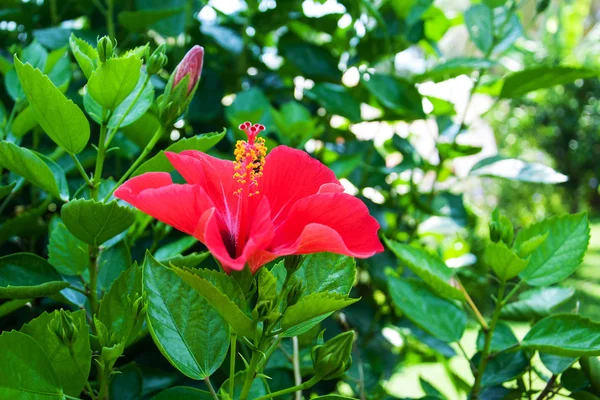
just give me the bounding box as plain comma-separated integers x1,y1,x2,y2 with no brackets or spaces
239,121,265,144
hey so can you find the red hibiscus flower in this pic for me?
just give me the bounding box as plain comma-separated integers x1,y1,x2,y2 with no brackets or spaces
115,122,383,274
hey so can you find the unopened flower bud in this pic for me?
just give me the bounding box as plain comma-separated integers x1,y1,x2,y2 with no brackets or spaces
97,36,115,63
489,208,514,246
147,44,168,75
286,282,303,307
48,309,79,348
253,299,275,321
284,255,303,275
172,45,204,94
311,331,354,380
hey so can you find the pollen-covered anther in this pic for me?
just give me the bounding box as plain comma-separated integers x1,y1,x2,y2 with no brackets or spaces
233,122,268,196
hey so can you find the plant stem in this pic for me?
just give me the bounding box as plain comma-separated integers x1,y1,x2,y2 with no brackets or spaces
292,336,302,400
105,74,152,147
257,336,281,370
93,111,109,200
240,349,261,400
204,377,219,400
87,245,99,317
457,278,489,330
103,125,165,201
229,333,237,399
106,0,115,38
254,376,321,400
471,282,506,399
536,375,558,400
69,153,94,188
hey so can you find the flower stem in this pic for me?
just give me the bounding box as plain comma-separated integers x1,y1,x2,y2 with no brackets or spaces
204,377,219,400
69,153,93,189
106,0,115,38
240,348,261,400
87,245,99,317
457,278,489,330
103,125,164,202
254,376,321,400
292,336,302,400
92,110,110,200
105,74,152,147
257,336,281,370
471,281,506,399
229,333,237,399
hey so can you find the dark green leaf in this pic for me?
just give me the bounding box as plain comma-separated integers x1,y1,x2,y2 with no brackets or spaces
388,276,466,342
110,363,143,400
522,314,600,356
98,240,132,291
61,199,136,246
540,353,577,375
476,321,518,352
501,287,575,321
153,386,213,399
20,310,91,397
144,255,229,379
0,253,68,299
500,66,597,98
218,371,268,398
305,83,362,123
363,74,425,120
118,8,184,32
48,222,88,276
0,181,15,201
562,367,590,392
475,350,529,387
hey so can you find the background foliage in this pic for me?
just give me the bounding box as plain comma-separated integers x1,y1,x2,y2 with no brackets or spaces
1,0,600,399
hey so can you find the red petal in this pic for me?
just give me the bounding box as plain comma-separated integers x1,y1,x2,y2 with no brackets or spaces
261,146,343,227
270,193,383,258
114,172,214,235
193,197,275,273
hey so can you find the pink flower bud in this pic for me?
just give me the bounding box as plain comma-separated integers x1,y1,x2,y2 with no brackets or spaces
173,45,204,94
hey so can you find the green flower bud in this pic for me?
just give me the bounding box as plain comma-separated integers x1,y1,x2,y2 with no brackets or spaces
286,282,303,307
252,299,275,321
489,208,514,246
96,36,116,63
48,309,79,348
284,255,304,275
311,331,354,380
147,44,168,75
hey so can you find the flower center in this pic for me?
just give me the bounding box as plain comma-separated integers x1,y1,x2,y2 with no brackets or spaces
233,121,267,197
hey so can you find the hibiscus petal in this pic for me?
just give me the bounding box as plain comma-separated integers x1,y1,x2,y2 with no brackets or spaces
194,197,275,273
261,146,344,227
114,172,214,235
270,193,384,258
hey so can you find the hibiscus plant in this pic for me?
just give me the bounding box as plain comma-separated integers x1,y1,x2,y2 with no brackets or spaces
1,1,600,400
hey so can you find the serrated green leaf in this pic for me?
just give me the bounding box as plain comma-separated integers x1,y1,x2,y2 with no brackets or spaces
144,255,229,378
0,253,68,299
98,263,142,345
165,252,210,269
0,141,68,200
257,267,277,303
69,34,97,79
385,239,463,300
132,130,226,176
174,267,253,337
500,66,598,98
522,314,600,356
483,241,528,281
281,292,358,337
88,56,142,110
501,287,575,321
14,56,90,154
61,199,136,246
295,252,355,296
0,331,64,399
48,222,88,275
388,276,466,342
516,213,590,286
20,310,91,396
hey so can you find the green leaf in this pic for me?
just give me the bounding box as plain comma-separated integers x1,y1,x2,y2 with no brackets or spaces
362,74,425,120
0,181,16,201
281,292,358,337
98,263,142,345
483,241,529,281
110,363,143,400
500,66,598,98
88,56,142,110
69,34,98,79
540,353,577,375
282,41,341,81
143,255,229,379
164,252,209,269
416,58,496,83
516,213,590,286
48,222,88,276
20,310,91,396
14,56,90,154
295,253,356,296
98,240,132,291
562,367,590,392
118,8,184,33
464,4,494,53
11,106,38,137
475,350,529,387
437,142,482,159
154,236,196,260
305,83,361,123
0,141,68,200
84,73,154,129
218,371,269,399
173,266,253,337
153,386,214,399
61,199,136,246
501,287,575,321
385,239,464,300
132,130,226,176
0,330,64,399
388,276,466,342
476,321,518,352
0,253,68,299
0,298,31,318
469,156,568,184
522,314,600,356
